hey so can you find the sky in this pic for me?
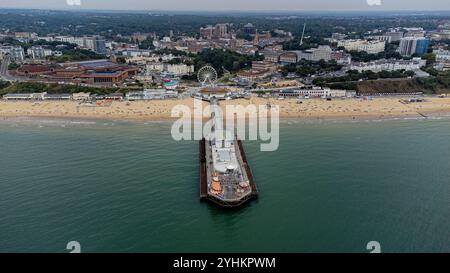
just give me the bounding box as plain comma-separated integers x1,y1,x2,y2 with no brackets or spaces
0,0,449,12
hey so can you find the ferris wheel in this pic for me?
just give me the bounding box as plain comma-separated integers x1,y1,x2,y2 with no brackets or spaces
197,65,218,86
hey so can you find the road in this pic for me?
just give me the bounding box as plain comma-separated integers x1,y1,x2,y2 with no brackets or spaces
0,55,26,82
0,55,10,80
0,55,19,81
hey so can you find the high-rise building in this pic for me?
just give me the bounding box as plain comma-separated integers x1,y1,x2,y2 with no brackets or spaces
77,36,107,54
415,38,430,55
200,24,229,40
215,24,228,38
84,37,95,51
399,37,430,56
200,26,213,40
399,38,416,56
94,36,107,54
243,23,256,35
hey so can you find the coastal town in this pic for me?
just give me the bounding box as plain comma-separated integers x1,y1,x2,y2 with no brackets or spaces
1,10,450,120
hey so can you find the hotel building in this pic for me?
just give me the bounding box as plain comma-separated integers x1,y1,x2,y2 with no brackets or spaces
398,37,430,56
337,39,386,54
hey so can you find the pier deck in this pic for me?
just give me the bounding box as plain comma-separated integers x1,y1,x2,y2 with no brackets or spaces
199,138,258,208
199,98,258,208
237,140,258,197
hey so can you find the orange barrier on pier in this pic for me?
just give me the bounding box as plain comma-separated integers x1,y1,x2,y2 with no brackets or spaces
199,138,258,208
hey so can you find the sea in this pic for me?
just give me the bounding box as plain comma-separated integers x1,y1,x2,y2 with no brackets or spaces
0,117,449,253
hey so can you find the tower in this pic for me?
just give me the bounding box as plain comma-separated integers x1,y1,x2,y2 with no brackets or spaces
300,23,306,46
253,29,259,46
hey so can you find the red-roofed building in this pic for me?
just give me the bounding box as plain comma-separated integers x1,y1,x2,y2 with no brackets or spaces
16,65,55,77
15,60,138,86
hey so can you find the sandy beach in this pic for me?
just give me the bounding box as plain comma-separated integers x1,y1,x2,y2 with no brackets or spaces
1,97,450,121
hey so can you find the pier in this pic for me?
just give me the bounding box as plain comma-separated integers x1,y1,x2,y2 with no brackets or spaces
199,100,258,208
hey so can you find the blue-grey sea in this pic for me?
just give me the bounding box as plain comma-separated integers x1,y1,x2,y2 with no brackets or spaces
0,117,449,253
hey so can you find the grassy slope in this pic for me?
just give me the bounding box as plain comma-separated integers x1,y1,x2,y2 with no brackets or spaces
356,78,450,94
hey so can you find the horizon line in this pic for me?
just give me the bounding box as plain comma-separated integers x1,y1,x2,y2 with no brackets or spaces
1,7,450,14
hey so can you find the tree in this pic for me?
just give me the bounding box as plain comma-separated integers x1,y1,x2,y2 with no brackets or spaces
0,80,11,90
116,57,127,64
236,33,253,41
422,53,436,65
192,48,261,76
168,58,182,65
8,62,20,70
139,38,155,50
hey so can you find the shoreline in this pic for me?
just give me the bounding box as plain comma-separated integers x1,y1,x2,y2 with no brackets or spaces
2,111,450,125
1,97,450,123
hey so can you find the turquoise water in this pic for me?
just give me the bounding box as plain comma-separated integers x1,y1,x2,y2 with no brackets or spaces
0,117,449,253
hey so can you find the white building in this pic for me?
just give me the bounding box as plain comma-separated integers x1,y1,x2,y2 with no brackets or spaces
126,89,178,100
366,35,392,43
434,62,450,71
0,46,26,62
331,33,348,41
279,87,353,98
54,36,81,46
120,49,153,58
72,92,91,101
430,30,450,41
54,35,106,54
337,39,386,54
27,46,53,59
37,36,55,42
385,31,404,42
349,58,426,72
167,64,194,75
3,93,33,100
3,92,46,100
146,63,194,76
434,48,450,62
296,46,332,62
404,30,426,38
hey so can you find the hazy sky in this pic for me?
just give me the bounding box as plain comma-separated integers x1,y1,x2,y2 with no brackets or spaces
0,0,449,11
